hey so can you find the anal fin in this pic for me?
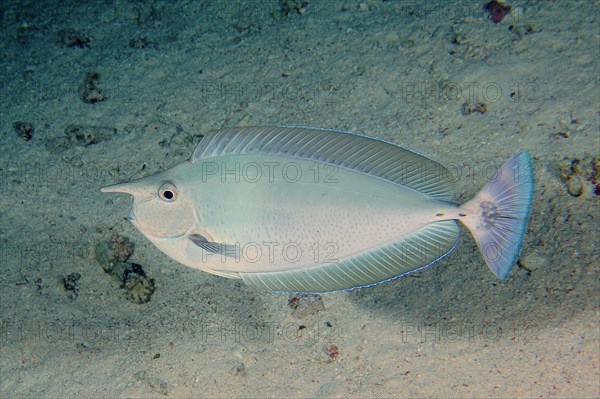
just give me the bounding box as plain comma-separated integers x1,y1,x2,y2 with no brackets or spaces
239,220,460,293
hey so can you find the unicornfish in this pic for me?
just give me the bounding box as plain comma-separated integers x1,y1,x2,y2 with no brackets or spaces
101,126,534,293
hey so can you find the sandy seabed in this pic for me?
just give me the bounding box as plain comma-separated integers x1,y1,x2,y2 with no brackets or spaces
1,1,598,398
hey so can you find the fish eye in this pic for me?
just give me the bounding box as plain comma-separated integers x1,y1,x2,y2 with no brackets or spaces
159,182,178,202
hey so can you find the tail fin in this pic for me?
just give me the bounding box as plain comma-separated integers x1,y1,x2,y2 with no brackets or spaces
459,151,534,279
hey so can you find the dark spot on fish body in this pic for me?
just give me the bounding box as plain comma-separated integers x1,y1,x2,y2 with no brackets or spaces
480,201,498,227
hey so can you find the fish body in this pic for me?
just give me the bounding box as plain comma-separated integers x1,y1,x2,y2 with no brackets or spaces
102,126,534,292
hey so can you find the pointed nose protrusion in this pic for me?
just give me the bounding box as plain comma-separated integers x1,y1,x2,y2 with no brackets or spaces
100,181,150,197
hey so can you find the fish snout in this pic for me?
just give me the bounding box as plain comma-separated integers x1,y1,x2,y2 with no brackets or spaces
101,181,152,198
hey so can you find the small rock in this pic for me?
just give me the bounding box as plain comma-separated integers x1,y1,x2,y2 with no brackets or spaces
461,100,487,115
58,29,90,48
65,124,116,146
326,344,339,361
519,253,547,273
230,362,247,377
96,235,154,303
280,0,310,16
123,265,156,304
79,72,107,104
558,157,599,197
94,234,135,273
62,272,81,298
13,121,34,141
567,175,584,197
113,262,156,304
76,342,101,353
288,293,325,318
485,0,511,24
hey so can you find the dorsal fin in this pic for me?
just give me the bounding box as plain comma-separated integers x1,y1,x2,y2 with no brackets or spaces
191,126,455,200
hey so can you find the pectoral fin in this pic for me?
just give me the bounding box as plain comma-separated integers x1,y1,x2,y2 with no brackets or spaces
189,233,238,256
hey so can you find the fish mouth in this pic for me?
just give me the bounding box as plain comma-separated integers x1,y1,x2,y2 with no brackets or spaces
127,211,142,231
